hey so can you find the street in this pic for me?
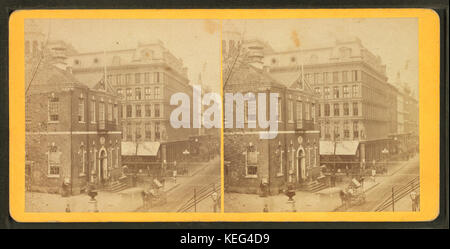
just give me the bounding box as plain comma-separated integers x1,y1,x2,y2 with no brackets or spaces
149,156,221,212
344,154,420,212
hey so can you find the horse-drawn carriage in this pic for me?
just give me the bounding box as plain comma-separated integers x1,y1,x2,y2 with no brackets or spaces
340,178,366,207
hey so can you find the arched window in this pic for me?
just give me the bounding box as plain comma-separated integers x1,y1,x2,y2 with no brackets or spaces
245,143,258,176
79,144,86,175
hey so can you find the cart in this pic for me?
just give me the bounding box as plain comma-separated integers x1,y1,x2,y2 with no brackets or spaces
347,184,366,206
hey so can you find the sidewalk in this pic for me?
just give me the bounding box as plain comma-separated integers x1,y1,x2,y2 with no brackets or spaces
25,189,142,212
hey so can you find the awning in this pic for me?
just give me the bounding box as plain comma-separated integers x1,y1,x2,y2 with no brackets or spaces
121,142,160,156
320,141,359,156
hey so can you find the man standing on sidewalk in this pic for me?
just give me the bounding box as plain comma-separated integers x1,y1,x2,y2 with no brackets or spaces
410,191,419,211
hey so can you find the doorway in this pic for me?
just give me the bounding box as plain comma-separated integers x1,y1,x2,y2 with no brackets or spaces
296,147,306,184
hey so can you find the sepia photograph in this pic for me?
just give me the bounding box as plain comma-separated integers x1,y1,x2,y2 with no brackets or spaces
222,18,420,212
24,19,222,213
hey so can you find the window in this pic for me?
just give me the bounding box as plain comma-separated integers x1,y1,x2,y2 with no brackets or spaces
342,71,348,82
325,121,331,139
107,103,113,121
78,97,85,122
318,104,321,117
145,104,151,117
288,100,293,122
117,88,123,97
314,73,320,84
113,104,118,124
48,145,61,177
314,87,321,96
154,87,160,99
334,122,340,140
296,101,302,121
351,70,360,81
135,125,141,140
145,87,152,100
323,72,331,83
155,122,160,140
126,105,132,118
135,88,142,100
79,145,86,175
353,121,359,139
333,86,340,99
324,104,330,117
353,102,359,116
332,72,339,83
278,147,284,175
344,121,350,139
246,144,258,176
145,123,151,140
90,100,96,123
305,102,311,120
154,104,160,118
324,87,330,99
125,74,131,85
344,103,350,116
99,102,105,122
154,72,161,83
135,73,141,84
333,103,340,116
115,74,122,85
126,124,132,140
352,85,359,97
48,96,59,122
144,72,151,83
343,85,349,98
135,105,142,117
126,88,132,100
277,98,282,121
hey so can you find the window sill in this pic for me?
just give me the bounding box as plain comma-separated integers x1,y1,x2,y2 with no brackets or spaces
79,121,86,124
47,175,60,178
47,121,59,124
79,173,86,177
244,175,258,179
276,172,284,177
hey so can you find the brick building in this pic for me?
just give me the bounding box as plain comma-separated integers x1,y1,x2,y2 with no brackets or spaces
25,46,123,195
264,38,398,171
223,36,321,195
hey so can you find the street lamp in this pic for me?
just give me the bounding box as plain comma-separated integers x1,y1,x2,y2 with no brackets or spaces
381,148,389,175
182,149,190,175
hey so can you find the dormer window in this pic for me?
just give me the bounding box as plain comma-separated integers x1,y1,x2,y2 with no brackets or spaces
291,57,296,62
271,58,277,64
93,58,99,64
74,59,80,65
309,54,318,63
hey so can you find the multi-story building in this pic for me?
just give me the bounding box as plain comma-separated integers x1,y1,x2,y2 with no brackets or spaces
223,34,321,195
265,38,397,171
25,23,122,194
67,42,201,169
68,40,196,144
389,75,419,158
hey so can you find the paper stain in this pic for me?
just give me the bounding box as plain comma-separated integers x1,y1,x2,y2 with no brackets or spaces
291,30,301,48
203,20,220,35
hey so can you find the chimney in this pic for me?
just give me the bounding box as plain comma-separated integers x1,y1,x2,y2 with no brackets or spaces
50,43,68,71
245,40,264,69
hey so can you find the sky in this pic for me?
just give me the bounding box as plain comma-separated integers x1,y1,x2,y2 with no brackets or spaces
30,19,222,92
29,18,418,97
225,18,419,97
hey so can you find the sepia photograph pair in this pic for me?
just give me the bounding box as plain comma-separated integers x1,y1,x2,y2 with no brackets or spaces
22,16,420,215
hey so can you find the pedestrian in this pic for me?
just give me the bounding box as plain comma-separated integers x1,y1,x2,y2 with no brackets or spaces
410,191,418,211
339,189,347,208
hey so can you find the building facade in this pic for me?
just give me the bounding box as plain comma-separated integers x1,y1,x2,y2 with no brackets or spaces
223,37,321,195
264,38,398,171
68,41,197,145
25,21,123,195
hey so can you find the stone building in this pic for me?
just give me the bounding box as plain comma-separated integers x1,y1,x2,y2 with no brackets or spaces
223,37,321,195
264,38,398,171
